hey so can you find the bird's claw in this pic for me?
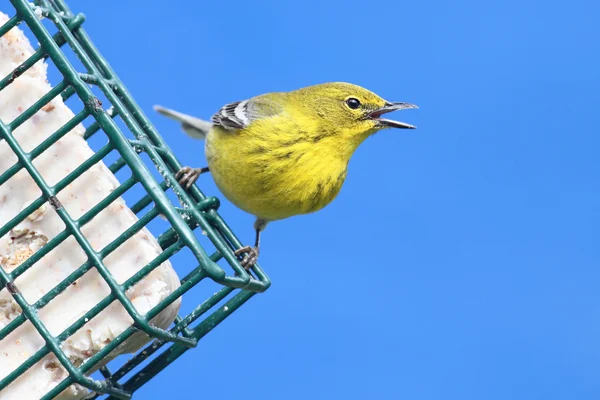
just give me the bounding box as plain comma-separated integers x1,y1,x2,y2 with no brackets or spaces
234,246,260,270
176,166,201,189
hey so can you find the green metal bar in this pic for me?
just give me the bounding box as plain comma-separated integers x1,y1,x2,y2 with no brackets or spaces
8,176,136,282
150,145,209,204
98,207,158,257
129,182,219,217
156,226,179,250
44,261,204,398
138,144,259,288
0,109,89,187
76,177,138,226
129,181,168,214
0,268,130,398
111,290,256,396
207,209,271,288
54,142,113,189
0,14,20,38
0,50,45,93
0,189,46,240
108,157,127,174
0,136,111,245
2,182,164,342
40,2,227,289
1,1,272,396
147,147,270,291
3,219,196,389
103,282,233,387
78,72,116,88
91,251,227,396
42,247,213,390
0,314,25,342
7,80,68,131
0,99,131,395
30,108,90,156
0,64,189,393
85,106,118,140
99,366,113,380
125,141,203,211
47,0,271,291
3,237,187,396
63,207,196,348
46,3,271,292
0,13,85,93
121,240,183,293
0,137,113,248
61,85,76,101
9,230,69,281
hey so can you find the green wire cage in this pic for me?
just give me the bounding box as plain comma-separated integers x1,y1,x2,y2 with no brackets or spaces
0,0,270,398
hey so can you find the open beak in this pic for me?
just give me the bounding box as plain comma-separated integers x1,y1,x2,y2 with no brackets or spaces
369,102,418,129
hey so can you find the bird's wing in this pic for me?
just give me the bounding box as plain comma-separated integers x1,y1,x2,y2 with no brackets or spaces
211,94,285,131
153,105,212,140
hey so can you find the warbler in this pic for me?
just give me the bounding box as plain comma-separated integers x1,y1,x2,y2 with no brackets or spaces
154,82,417,268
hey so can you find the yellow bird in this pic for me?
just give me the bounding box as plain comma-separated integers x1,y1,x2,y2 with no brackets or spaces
154,82,417,268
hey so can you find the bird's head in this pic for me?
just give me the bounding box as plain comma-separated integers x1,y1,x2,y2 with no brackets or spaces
293,82,417,144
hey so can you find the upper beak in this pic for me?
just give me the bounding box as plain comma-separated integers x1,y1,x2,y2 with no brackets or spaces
369,102,418,129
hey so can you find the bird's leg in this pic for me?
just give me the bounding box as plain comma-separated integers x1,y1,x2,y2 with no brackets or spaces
176,166,209,189
157,166,210,220
234,219,267,270
234,229,260,270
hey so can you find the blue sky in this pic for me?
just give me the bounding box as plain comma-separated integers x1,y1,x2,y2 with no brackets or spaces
4,0,600,398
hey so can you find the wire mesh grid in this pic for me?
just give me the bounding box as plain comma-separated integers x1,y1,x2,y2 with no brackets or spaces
0,0,270,398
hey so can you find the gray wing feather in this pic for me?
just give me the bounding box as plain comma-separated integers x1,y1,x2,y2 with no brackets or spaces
154,105,212,140
211,100,248,130
211,94,285,132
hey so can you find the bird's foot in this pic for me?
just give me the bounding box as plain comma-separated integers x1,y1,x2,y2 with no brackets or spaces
176,166,205,189
234,246,260,270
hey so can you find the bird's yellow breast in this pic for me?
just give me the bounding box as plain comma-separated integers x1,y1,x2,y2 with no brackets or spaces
205,113,350,222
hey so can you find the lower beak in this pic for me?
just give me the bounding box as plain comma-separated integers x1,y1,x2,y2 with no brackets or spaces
369,102,418,129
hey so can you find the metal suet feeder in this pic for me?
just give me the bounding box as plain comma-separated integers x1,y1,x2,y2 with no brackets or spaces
0,0,270,398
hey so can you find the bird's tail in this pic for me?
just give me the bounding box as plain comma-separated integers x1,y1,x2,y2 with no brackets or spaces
153,105,212,140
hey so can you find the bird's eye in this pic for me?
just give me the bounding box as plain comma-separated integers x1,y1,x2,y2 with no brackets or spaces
346,98,361,109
